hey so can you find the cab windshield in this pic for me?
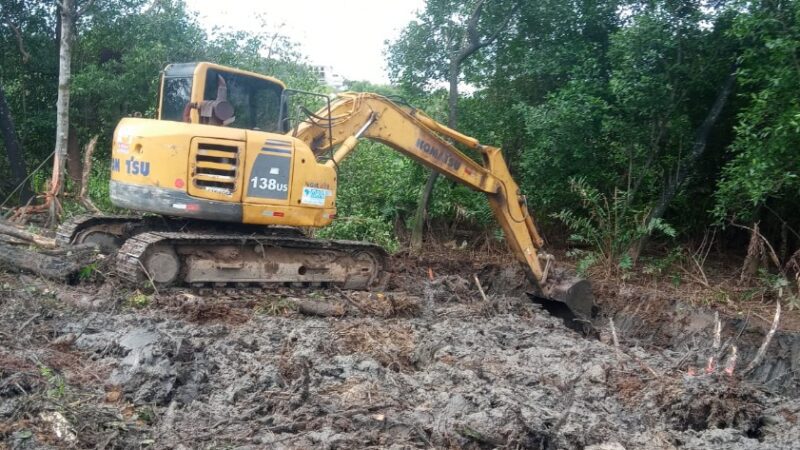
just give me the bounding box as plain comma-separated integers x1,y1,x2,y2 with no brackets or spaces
203,68,283,132
160,65,285,133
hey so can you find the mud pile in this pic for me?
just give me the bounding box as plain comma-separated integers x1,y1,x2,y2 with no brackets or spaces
2,263,800,449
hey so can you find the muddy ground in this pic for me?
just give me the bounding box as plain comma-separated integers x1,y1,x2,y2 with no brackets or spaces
1,252,800,449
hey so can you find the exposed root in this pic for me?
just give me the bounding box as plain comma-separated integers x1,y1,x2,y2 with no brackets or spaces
743,300,781,375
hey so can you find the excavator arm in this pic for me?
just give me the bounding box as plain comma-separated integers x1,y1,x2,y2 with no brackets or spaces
293,93,593,318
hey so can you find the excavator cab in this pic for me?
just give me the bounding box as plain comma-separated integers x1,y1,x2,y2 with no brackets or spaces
159,62,286,132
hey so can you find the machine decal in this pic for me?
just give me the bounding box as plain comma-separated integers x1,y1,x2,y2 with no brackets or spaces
301,186,330,206
416,137,462,171
261,139,292,155
262,147,292,155
305,181,331,190
247,154,291,200
112,157,150,176
115,124,133,144
265,139,291,147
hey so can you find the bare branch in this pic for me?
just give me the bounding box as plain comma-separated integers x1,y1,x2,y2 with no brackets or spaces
609,317,622,362
456,0,520,64
473,274,488,301
3,19,31,63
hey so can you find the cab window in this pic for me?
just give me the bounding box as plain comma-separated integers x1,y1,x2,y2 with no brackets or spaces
161,76,192,122
204,69,283,132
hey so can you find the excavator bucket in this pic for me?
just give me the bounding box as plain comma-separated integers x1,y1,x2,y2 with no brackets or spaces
526,268,596,333
542,270,596,320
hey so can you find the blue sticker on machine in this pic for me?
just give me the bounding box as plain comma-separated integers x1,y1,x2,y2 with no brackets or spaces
247,154,291,200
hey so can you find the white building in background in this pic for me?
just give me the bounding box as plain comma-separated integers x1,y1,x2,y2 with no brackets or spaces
312,65,346,91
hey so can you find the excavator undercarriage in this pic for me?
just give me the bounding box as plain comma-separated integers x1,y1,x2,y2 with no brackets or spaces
57,215,386,290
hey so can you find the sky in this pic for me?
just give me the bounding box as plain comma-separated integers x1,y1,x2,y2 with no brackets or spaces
187,0,426,84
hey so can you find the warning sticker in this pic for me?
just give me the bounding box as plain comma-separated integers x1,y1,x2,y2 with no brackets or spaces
301,187,330,206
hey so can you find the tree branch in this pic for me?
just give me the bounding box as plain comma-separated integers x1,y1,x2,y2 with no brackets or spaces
464,0,487,48
479,2,521,47
3,19,30,63
455,0,520,64
76,0,95,18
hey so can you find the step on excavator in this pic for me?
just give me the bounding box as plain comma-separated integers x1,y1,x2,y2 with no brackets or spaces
50,62,593,319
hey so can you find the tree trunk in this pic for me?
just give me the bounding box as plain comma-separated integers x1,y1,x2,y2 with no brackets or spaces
66,124,82,191
740,222,764,283
50,0,75,224
628,68,737,263
407,1,517,251
410,170,440,249
410,61,461,250
0,80,32,203
0,220,56,248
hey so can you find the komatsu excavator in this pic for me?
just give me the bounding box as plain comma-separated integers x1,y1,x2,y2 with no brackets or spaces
56,62,593,318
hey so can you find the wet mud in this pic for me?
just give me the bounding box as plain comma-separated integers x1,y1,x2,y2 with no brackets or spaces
2,256,800,449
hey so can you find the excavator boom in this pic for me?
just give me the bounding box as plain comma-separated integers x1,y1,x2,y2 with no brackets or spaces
294,93,594,318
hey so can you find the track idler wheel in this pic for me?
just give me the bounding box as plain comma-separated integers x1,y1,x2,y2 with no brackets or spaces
76,229,123,253
142,245,181,286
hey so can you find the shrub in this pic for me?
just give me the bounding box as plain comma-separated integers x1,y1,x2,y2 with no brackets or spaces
316,216,400,253
553,177,675,276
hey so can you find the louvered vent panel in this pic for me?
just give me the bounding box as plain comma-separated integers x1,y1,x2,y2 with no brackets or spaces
194,142,238,195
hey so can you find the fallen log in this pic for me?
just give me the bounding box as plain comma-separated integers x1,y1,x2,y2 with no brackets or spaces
0,221,56,248
0,241,97,280
288,298,345,317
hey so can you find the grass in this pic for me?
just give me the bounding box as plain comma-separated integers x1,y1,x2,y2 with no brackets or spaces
125,291,152,309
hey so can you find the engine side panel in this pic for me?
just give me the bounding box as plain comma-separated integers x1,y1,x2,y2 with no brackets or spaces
110,118,338,227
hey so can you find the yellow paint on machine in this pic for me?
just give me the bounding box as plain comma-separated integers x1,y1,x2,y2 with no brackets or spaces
109,62,554,288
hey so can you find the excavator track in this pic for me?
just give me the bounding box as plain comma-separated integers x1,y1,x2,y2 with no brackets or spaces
57,215,385,290
56,214,140,248
116,231,387,290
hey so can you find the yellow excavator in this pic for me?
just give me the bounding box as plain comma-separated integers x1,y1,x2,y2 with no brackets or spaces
55,62,593,318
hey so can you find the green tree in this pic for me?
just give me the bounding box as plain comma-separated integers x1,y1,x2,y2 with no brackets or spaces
388,0,520,250
715,0,800,227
